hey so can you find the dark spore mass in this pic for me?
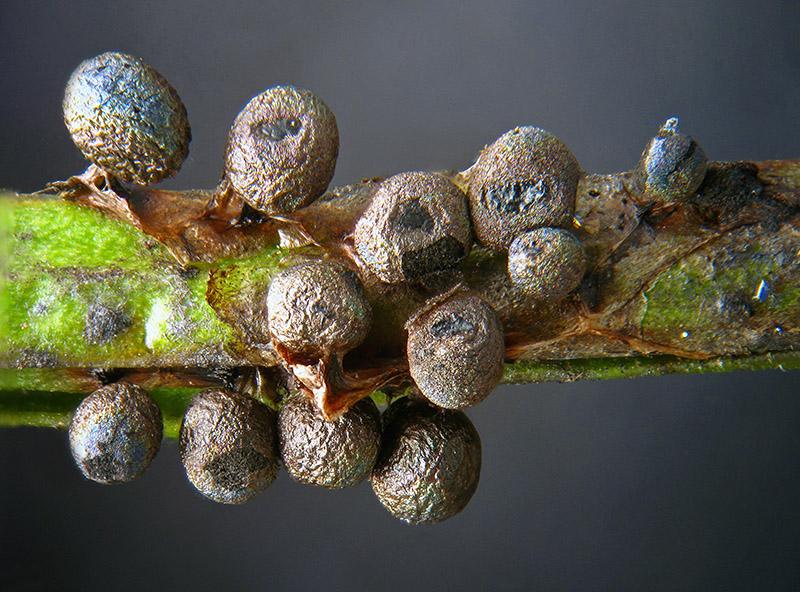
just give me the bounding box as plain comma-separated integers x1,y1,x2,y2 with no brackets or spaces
81,429,140,482
401,236,465,279
90,367,124,385
236,202,269,226
310,300,335,322
253,117,303,142
396,201,435,231
285,117,302,134
482,181,549,215
204,447,272,491
82,452,125,481
177,265,201,280
19,350,59,368
429,314,475,339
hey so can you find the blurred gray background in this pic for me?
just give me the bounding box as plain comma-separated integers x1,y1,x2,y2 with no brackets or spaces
1,1,799,590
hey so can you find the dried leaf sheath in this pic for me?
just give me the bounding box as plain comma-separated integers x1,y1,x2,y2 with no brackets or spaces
1,158,799,433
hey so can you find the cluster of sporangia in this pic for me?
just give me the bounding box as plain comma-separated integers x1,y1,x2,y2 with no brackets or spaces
63,53,709,524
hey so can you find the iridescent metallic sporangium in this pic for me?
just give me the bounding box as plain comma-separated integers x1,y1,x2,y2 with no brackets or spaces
179,388,279,504
278,393,381,489
267,260,372,359
507,227,587,302
68,383,163,484
634,117,708,202
224,85,339,214
63,52,191,185
467,126,581,251
371,398,482,525
406,291,505,409
353,172,473,284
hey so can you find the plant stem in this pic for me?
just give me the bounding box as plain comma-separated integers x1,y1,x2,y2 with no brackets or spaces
2,158,799,434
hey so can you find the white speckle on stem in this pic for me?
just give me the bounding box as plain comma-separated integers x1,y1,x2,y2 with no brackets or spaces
145,297,171,350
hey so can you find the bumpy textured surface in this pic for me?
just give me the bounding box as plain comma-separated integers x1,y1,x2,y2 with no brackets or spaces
371,398,482,525
467,126,581,250
278,393,381,488
507,227,587,301
68,383,163,484
634,118,708,202
353,172,472,283
224,85,338,214
267,260,372,358
407,291,505,409
179,388,278,504
63,52,191,185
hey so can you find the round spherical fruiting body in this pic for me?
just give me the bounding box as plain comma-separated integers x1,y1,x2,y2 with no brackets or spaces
353,172,472,283
371,398,482,525
278,393,381,488
507,227,587,301
63,52,191,185
467,126,581,250
634,117,708,202
406,291,504,409
68,383,163,484
267,260,372,359
224,85,339,214
179,388,279,504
